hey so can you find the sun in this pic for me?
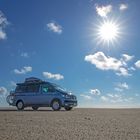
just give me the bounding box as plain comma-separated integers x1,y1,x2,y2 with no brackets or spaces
99,21,119,41
96,20,120,46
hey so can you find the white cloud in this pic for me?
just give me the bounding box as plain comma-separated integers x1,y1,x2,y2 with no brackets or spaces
0,11,9,40
128,67,136,71
107,93,114,98
95,4,112,18
101,93,132,103
0,11,8,26
118,82,129,89
116,67,131,76
123,97,133,102
10,81,17,87
0,87,8,103
119,4,128,11
135,60,140,69
90,89,101,95
114,88,123,92
43,72,64,80
115,82,129,92
85,52,122,71
80,94,92,100
21,52,29,58
101,96,109,101
122,54,134,62
47,21,62,34
0,87,7,96
14,66,32,74
0,29,6,39
135,93,139,97
85,52,133,77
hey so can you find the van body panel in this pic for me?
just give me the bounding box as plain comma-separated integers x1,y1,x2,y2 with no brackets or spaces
6,77,77,110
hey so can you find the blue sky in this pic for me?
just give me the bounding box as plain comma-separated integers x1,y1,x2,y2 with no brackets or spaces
0,0,140,107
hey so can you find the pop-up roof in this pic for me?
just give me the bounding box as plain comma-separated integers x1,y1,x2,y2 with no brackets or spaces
25,77,43,83
16,77,49,85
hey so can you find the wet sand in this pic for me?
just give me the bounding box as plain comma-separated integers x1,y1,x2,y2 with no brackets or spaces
0,108,140,140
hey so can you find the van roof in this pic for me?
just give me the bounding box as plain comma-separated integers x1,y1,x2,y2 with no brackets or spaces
16,81,51,86
16,77,51,86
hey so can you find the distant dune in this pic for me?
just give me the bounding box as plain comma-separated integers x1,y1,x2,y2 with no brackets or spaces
0,108,140,140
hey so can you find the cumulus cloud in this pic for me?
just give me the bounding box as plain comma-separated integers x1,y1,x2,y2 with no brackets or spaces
47,21,62,34
85,52,133,77
90,89,101,95
14,66,32,74
107,94,123,103
95,4,112,18
101,93,132,103
85,52,122,71
114,88,123,92
0,29,6,39
0,87,7,96
135,60,140,69
0,11,9,40
101,96,109,101
43,72,64,80
115,82,129,92
0,87,8,103
121,54,134,62
21,52,29,58
116,67,131,76
119,4,128,11
80,94,92,100
128,67,136,71
118,82,129,89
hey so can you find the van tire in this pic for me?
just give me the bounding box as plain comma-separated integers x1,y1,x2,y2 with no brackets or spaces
51,99,61,111
16,100,24,110
32,106,39,110
64,106,73,111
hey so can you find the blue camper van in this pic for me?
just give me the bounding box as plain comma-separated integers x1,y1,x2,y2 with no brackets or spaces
6,77,77,111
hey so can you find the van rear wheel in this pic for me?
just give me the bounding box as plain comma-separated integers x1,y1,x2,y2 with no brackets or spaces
52,99,61,111
16,101,24,110
32,106,39,110
64,106,73,111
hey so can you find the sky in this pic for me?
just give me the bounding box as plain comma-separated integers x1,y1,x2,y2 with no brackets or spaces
0,0,140,107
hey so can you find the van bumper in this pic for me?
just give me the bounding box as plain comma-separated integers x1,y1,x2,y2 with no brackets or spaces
63,100,77,107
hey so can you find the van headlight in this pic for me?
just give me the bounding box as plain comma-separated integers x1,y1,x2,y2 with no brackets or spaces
65,95,71,99
7,95,14,104
62,94,71,99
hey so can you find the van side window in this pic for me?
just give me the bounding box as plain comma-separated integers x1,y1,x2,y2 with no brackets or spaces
42,86,48,93
42,84,55,93
15,85,26,93
26,84,40,93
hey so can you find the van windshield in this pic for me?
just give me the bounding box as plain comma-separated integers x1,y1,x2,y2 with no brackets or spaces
52,84,67,92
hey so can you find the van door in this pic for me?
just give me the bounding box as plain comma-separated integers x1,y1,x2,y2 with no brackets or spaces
39,84,55,106
24,84,40,105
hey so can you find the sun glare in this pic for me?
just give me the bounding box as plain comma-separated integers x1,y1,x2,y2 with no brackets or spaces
96,20,120,45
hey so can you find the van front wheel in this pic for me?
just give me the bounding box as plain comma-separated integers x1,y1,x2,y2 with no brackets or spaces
51,99,61,111
16,101,24,111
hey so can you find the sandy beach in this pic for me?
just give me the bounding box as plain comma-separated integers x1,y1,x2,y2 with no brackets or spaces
0,108,140,140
